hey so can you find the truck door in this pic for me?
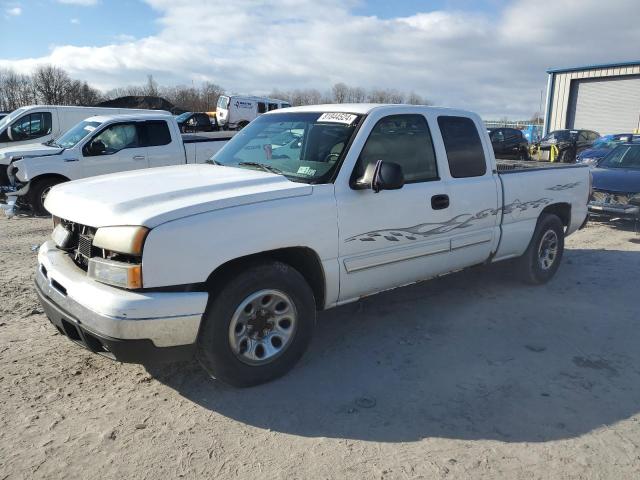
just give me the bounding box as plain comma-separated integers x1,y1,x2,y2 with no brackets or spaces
335,113,456,301
435,114,500,266
139,120,177,167
0,109,55,148
81,122,148,177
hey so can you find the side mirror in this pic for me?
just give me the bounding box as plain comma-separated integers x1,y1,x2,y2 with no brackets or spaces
87,140,106,156
8,127,26,141
354,160,404,193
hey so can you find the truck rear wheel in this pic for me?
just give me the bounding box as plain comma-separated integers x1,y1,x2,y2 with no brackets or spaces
197,261,316,387
237,121,249,130
515,213,564,284
29,177,63,216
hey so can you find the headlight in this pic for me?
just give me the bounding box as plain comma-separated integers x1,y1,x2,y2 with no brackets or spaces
88,257,142,289
93,226,149,255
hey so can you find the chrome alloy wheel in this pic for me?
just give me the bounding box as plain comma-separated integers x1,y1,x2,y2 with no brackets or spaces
228,289,297,365
538,230,559,270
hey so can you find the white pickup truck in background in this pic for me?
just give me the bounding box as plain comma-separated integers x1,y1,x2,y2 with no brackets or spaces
1,113,234,215
36,104,590,387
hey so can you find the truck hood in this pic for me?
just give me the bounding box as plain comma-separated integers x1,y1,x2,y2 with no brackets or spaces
44,164,313,228
0,143,63,166
591,166,640,194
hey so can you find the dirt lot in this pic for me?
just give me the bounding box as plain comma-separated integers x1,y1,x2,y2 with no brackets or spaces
1,216,639,479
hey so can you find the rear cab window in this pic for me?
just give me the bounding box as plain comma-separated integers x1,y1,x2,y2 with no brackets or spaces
437,116,487,178
140,121,171,147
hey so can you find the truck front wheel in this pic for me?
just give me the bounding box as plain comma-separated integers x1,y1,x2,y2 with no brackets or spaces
29,177,64,216
515,213,565,284
197,261,316,387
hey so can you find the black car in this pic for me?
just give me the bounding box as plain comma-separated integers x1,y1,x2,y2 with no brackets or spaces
176,112,215,133
535,129,600,163
588,143,640,220
487,127,530,160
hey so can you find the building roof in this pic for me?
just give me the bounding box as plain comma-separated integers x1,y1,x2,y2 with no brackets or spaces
546,60,640,74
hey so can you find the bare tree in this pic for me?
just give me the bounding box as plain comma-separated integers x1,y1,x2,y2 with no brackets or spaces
332,83,349,103
32,65,71,104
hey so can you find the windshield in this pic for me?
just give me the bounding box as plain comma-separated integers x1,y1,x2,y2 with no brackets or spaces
0,107,29,132
217,96,229,109
53,120,102,148
599,145,640,169
176,112,192,122
212,111,362,183
542,130,576,142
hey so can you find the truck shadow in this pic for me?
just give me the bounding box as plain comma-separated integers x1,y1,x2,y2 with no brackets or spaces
147,247,640,443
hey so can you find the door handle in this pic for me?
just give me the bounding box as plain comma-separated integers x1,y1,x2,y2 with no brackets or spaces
133,155,145,160
431,194,449,210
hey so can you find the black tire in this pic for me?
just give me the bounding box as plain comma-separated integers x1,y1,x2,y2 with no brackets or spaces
237,121,249,130
519,149,530,161
196,261,316,387
515,214,564,285
559,147,575,163
29,177,63,216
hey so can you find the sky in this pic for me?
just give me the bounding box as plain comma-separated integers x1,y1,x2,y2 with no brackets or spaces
1,0,639,119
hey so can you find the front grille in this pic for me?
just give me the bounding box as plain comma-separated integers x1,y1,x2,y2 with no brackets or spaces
58,219,97,270
591,190,631,205
78,234,93,259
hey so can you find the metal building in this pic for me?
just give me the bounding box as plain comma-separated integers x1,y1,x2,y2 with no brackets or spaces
543,60,640,135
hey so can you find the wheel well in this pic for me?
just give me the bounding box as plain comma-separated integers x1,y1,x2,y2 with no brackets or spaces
206,247,326,310
31,174,70,187
541,202,571,227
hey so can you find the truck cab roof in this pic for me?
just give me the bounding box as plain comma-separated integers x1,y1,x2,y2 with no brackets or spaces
267,103,479,118
85,112,173,123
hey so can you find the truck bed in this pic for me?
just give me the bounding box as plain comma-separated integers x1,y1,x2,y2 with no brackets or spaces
182,131,236,143
496,159,587,173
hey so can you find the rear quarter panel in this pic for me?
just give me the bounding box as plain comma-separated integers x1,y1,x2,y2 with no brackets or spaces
494,166,588,261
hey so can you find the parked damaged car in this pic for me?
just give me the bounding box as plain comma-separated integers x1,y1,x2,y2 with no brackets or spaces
487,127,530,160
577,134,640,166
588,143,640,220
534,129,600,163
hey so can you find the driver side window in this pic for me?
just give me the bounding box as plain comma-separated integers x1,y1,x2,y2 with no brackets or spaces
87,123,139,156
353,114,438,184
10,112,52,141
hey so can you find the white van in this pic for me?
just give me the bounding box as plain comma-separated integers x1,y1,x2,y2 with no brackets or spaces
0,105,167,150
216,95,290,130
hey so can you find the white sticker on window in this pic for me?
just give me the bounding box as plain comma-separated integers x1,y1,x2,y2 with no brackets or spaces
317,113,357,125
297,166,316,176
84,126,96,132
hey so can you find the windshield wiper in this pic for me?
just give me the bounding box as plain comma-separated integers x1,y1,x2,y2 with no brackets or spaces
238,162,284,175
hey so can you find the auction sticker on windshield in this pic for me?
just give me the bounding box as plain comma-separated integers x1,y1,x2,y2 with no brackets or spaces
317,113,358,125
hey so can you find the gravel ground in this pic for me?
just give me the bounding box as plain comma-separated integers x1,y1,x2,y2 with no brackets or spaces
1,215,639,479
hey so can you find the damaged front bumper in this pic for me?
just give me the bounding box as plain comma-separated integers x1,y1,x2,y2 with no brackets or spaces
588,201,640,220
35,240,209,363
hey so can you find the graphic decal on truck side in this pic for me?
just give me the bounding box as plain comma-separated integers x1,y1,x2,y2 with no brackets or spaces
546,182,581,191
345,198,552,243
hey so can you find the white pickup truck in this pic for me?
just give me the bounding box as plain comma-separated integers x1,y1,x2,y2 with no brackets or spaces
35,104,590,387
1,113,233,215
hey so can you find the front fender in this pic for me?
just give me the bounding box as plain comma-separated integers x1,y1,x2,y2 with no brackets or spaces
140,184,340,305
13,156,76,183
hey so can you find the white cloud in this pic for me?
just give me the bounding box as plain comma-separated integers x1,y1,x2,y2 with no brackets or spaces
57,0,98,5
1,0,639,118
70,17,80,24
5,6,22,16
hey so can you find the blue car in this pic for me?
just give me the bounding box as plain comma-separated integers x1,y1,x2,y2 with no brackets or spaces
588,143,640,219
577,133,640,166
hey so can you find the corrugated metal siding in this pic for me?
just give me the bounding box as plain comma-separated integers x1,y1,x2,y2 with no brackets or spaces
566,75,640,134
547,64,640,132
